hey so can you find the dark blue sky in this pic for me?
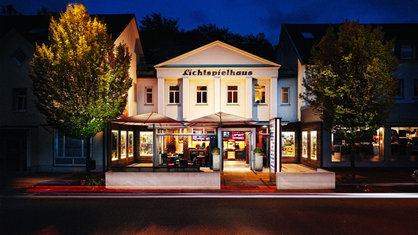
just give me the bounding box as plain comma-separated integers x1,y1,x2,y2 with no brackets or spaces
2,0,418,43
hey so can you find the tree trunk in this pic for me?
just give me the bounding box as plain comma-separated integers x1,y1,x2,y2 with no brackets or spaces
86,137,91,173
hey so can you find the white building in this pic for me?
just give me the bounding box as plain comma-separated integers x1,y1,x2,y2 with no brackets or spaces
111,41,281,171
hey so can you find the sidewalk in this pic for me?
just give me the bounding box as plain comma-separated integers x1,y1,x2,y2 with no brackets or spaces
1,166,417,194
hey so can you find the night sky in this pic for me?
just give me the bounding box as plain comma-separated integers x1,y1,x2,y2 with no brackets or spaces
2,0,418,44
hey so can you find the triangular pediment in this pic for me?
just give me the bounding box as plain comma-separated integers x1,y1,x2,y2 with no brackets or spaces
155,40,280,68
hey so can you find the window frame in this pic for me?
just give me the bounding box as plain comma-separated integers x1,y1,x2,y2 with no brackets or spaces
254,85,266,104
168,85,180,104
227,85,238,104
54,129,86,166
196,85,208,104
281,87,290,105
396,79,404,98
12,88,27,112
145,87,153,104
400,44,416,59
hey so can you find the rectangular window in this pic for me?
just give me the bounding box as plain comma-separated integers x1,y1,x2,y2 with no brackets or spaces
120,131,127,159
169,86,180,104
196,86,207,103
281,87,289,104
227,85,238,104
414,79,418,97
12,88,27,112
54,129,86,165
128,131,134,158
255,85,266,103
400,44,416,59
145,87,153,104
302,131,308,158
139,131,153,156
111,130,119,161
397,79,404,97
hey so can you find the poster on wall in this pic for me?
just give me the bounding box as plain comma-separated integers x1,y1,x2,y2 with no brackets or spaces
302,131,308,158
310,131,317,160
140,131,153,156
282,131,295,157
121,131,127,159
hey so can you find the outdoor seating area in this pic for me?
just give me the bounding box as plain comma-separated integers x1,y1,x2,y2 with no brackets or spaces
161,153,201,171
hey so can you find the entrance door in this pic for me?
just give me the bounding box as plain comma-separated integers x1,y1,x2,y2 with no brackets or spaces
222,131,248,163
0,130,27,172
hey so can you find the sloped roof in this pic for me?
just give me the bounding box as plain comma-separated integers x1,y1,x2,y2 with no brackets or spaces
0,14,135,45
155,40,280,68
282,23,418,64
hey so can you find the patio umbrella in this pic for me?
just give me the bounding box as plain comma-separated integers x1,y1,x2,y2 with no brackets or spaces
114,112,181,126
187,112,257,127
113,112,182,167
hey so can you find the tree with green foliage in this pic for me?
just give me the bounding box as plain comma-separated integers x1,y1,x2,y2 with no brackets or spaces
301,21,398,179
139,13,274,65
30,3,131,170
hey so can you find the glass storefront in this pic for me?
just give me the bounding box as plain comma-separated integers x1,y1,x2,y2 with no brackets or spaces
331,128,383,162
300,130,318,162
391,127,418,162
111,129,135,163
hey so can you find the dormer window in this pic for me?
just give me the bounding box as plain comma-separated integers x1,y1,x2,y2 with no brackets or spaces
12,48,27,66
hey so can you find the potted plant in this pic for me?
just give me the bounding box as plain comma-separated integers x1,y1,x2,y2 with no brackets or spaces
211,147,221,170
212,147,220,155
253,147,263,171
253,147,263,154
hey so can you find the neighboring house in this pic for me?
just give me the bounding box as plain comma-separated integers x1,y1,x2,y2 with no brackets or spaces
277,23,418,168
0,14,143,173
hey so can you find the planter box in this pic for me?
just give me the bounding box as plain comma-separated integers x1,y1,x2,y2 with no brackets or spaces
276,168,335,189
106,171,221,190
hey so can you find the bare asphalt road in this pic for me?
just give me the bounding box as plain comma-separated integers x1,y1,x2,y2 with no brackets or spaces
1,196,417,234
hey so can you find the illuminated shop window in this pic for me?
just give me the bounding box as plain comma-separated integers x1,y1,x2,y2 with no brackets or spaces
140,131,153,156
302,131,308,158
169,85,180,104
282,131,295,157
255,85,266,103
310,131,317,160
128,131,134,158
120,131,127,159
227,85,238,104
331,128,384,162
111,130,119,161
390,127,418,162
196,86,207,104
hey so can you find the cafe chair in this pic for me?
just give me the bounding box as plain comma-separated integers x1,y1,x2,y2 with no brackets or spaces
161,153,168,164
188,157,200,171
167,157,176,168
